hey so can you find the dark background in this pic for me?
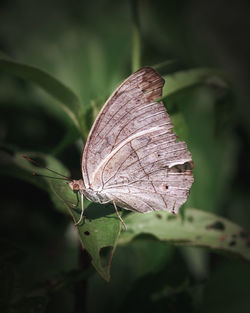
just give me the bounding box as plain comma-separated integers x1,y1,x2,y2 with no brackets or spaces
1,1,250,312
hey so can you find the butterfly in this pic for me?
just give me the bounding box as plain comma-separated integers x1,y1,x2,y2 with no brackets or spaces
68,67,194,229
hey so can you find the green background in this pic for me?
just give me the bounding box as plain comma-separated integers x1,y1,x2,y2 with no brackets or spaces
1,1,250,312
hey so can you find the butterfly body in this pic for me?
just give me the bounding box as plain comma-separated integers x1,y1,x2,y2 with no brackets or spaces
68,179,110,203
70,67,194,218
84,187,111,204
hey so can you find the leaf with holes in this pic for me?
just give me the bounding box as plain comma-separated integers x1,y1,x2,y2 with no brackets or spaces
119,209,250,261
71,203,122,281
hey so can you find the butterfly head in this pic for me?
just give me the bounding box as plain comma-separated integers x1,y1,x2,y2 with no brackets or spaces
67,179,85,194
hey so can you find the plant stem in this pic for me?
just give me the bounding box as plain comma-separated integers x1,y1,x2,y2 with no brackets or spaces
131,0,141,72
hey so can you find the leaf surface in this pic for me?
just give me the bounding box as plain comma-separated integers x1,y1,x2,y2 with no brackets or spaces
0,53,82,131
119,209,250,261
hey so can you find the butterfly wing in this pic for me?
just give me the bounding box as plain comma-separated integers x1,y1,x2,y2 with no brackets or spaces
82,67,194,214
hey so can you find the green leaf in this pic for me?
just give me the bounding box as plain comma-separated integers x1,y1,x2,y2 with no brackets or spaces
3,149,249,280
119,209,250,261
0,52,82,131
47,189,122,281
162,67,229,99
0,149,122,281
86,240,174,312
71,203,122,281
49,177,122,281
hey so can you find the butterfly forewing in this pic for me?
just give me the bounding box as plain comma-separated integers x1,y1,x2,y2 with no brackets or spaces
82,67,194,214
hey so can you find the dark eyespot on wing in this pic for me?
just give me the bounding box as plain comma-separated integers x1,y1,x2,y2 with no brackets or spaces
81,67,194,215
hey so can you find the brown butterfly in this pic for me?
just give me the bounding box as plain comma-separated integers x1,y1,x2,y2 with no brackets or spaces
68,67,194,228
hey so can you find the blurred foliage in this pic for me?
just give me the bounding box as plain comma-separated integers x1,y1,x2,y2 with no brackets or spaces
1,0,250,313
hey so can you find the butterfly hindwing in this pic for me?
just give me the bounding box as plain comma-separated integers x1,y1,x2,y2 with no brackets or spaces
82,67,193,214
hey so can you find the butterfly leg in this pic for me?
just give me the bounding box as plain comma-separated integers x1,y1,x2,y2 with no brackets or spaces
70,192,79,207
112,201,127,231
74,192,84,226
76,192,80,207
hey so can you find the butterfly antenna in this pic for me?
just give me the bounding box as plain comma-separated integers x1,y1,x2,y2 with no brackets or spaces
32,172,69,180
113,201,127,231
23,155,70,180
